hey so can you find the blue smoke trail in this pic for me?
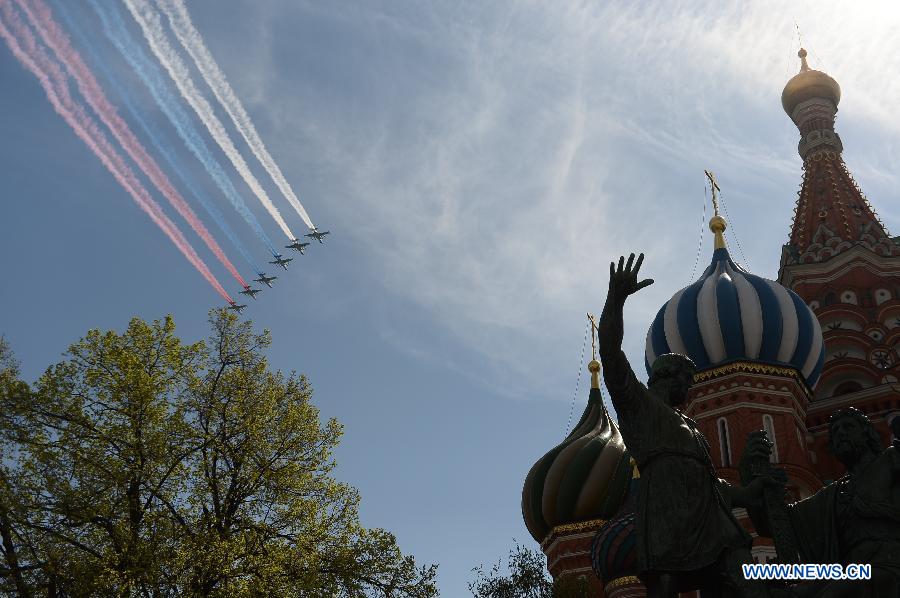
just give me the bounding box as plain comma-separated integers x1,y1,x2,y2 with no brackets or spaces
52,0,266,277
86,0,280,260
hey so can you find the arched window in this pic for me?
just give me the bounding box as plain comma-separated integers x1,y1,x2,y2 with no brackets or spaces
717,417,732,467
763,415,779,463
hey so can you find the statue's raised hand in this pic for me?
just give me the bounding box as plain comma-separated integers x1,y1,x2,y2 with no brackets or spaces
739,430,785,486
608,253,654,304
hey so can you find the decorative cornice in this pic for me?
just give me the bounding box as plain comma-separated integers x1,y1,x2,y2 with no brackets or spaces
781,248,900,288
693,361,810,396
541,518,610,551
547,518,608,537
604,575,642,591
808,382,900,416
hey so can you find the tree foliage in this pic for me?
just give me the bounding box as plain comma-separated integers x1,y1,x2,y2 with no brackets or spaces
468,542,589,598
0,313,437,597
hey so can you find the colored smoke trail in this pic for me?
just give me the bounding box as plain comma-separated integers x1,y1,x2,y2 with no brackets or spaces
0,0,232,303
124,0,296,241
53,0,265,276
159,0,315,230
17,0,248,289
88,0,279,260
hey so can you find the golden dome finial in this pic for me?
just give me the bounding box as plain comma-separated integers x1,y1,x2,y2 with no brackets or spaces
704,170,728,250
587,313,601,389
798,48,810,73
709,215,728,250
782,47,841,117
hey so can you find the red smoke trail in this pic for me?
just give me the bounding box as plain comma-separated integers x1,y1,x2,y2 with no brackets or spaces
0,1,233,303
17,0,248,289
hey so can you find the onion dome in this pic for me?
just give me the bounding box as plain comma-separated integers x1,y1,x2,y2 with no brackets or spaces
782,48,841,117
645,213,826,389
522,358,632,543
590,511,638,584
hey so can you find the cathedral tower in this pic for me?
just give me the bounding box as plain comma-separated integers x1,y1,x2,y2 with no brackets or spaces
778,49,900,481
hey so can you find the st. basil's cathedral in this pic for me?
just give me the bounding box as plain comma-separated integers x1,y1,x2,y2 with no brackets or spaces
522,49,900,597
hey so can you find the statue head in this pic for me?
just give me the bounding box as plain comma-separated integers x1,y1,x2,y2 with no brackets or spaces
648,353,696,407
828,407,882,466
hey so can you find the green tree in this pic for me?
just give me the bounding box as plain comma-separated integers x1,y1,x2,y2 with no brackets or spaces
0,313,437,597
0,336,39,597
469,542,589,598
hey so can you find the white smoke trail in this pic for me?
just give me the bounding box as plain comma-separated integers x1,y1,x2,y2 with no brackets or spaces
123,0,295,240
158,0,315,230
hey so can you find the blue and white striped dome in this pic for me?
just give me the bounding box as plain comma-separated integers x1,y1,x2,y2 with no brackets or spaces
644,247,825,388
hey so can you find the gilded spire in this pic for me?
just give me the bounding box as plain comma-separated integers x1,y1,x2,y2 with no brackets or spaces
781,46,841,120
798,47,810,73
705,169,728,250
587,313,601,389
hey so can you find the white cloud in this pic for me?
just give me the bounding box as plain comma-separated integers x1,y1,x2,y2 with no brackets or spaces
222,0,900,397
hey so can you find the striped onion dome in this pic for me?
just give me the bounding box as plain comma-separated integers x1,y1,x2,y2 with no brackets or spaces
644,238,826,388
591,511,638,584
522,360,632,543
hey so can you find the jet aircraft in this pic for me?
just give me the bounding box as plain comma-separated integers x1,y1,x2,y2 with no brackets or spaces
286,239,310,254
239,286,262,300
269,254,293,270
228,301,247,314
254,273,277,288
305,227,330,244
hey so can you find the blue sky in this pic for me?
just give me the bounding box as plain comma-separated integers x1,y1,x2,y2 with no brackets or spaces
3,1,900,595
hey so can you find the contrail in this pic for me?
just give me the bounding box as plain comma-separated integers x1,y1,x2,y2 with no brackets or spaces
124,0,296,241
158,0,315,229
17,0,248,289
52,0,265,276
87,0,279,260
0,0,232,302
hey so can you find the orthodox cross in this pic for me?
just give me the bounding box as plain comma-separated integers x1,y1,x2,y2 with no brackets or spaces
587,312,598,360
704,169,721,217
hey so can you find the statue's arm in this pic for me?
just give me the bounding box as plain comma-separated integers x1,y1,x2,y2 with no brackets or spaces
721,478,779,510
598,254,652,411
598,289,632,405
716,479,736,510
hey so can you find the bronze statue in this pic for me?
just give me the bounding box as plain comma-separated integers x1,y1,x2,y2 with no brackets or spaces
598,253,778,597
742,408,900,597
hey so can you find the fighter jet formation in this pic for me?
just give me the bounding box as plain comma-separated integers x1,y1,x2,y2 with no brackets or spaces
222,230,330,312
0,0,332,316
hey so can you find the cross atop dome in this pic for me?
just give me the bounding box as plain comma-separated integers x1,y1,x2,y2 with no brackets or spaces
704,169,727,250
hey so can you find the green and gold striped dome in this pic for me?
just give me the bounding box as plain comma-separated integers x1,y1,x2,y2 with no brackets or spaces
521,359,633,543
